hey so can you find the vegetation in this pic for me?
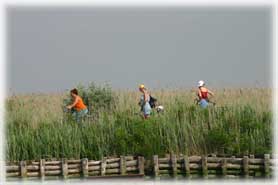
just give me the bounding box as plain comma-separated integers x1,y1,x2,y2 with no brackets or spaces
5,83,272,161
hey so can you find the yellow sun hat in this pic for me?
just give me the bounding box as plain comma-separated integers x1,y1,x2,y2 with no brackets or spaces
139,84,145,89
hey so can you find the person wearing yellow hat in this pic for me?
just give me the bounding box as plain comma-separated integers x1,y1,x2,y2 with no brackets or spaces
138,84,152,119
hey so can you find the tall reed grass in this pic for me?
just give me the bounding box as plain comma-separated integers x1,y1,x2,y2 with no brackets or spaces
5,88,272,161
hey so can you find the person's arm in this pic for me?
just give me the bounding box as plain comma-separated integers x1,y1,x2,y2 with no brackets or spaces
144,92,148,103
67,97,78,109
198,90,202,99
208,89,214,96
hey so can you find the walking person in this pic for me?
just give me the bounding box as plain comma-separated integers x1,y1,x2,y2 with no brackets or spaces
196,80,215,108
138,84,152,119
66,88,88,122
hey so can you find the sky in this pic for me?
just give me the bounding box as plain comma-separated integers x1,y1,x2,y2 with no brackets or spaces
7,6,272,94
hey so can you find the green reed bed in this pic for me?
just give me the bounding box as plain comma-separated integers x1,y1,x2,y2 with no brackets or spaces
5,85,272,161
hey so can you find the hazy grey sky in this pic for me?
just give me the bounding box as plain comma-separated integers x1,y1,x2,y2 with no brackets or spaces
7,6,272,94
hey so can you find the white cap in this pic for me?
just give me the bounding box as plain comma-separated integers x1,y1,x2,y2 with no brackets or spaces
198,80,205,87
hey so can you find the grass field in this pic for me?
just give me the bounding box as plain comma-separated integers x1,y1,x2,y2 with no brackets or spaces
5,86,272,161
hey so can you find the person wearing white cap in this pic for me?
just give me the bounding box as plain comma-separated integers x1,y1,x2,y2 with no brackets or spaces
197,80,214,108
138,84,152,119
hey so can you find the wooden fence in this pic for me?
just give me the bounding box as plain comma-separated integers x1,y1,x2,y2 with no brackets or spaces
6,156,144,179
6,154,274,179
153,154,274,178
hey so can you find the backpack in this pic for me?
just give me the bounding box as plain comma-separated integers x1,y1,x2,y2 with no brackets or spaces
149,95,157,108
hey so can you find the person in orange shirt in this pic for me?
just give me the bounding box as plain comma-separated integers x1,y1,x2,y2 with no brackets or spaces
66,88,88,122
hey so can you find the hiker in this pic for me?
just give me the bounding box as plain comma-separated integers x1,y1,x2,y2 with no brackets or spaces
196,80,214,108
138,84,152,119
66,88,88,122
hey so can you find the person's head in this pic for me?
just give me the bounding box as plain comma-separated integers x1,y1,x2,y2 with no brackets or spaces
70,88,78,97
139,84,146,93
198,80,205,88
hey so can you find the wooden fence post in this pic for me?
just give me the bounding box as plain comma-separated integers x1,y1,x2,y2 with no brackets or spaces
82,158,88,177
184,155,190,177
201,155,208,178
39,159,45,179
264,154,270,178
179,154,185,175
62,158,68,179
20,161,27,178
243,156,249,178
138,156,145,175
153,155,159,177
221,158,227,177
170,154,177,177
101,157,107,176
120,156,126,175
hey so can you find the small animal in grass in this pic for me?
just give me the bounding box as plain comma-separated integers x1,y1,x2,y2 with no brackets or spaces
156,105,164,113
148,95,164,113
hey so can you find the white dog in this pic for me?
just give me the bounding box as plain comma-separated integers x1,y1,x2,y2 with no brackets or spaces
156,105,164,113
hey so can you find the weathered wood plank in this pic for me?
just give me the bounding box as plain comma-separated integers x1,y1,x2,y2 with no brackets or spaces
189,163,202,170
45,165,61,170
6,172,20,177
243,156,249,178
26,165,40,170
101,157,107,176
126,160,137,167
138,156,145,175
68,169,81,174
126,166,138,172
226,163,241,169
202,155,208,177
153,155,159,177
184,155,190,177
68,159,81,164
188,156,202,163
6,166,20,171
221,158,227,177
88,161,101,166
171,154,177,177
61,159,68,178
40,159,45,178
88,171,101,176
106,158,120,163
88,165,101,171
106,168,120,174
82,158,88,177
264,154,270,178
45,170,61,176
68,164,81,169
20,161,27,178
120,156,126,175
27,172,39,177
45,161,61,165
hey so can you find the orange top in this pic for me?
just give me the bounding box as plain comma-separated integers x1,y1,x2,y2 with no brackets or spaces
74,96,87,111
